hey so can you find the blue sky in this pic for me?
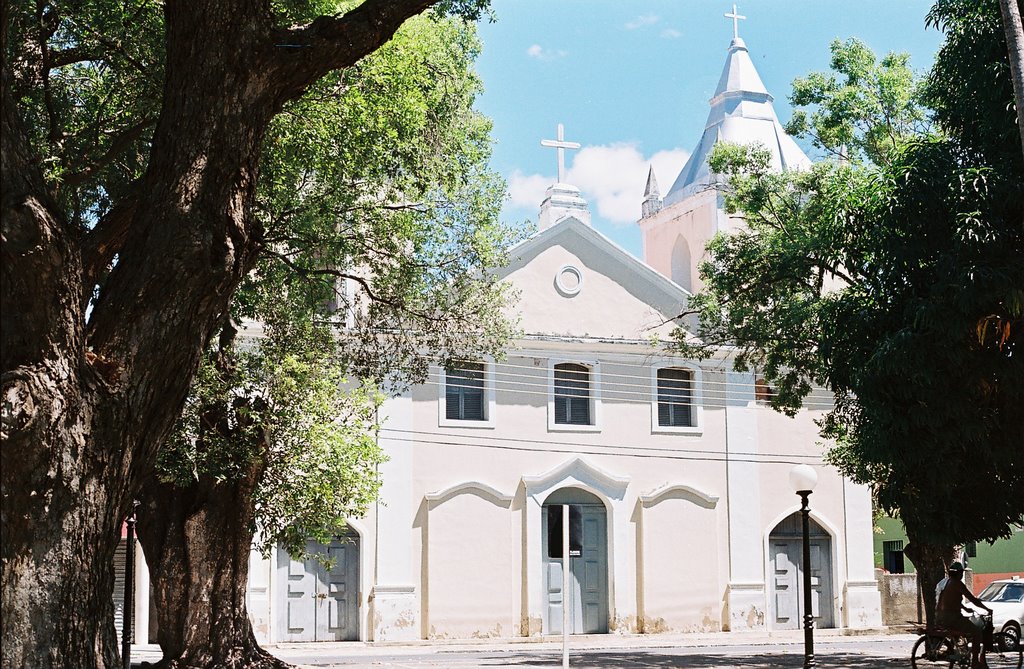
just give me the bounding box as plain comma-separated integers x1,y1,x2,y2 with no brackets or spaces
473,1,945,258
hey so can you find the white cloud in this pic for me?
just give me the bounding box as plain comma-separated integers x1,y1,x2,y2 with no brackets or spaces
508,144,690,226
567,144,688,224
526,44,566,60
508,170,552,209
660,28,682,39
625,13,660,30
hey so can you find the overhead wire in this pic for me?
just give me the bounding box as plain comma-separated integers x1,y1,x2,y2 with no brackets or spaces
425,354,838,398
418,372,838,411
376,428,825,467
378,426,828,462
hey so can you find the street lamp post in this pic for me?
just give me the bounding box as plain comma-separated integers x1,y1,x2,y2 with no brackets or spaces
122,500,140,669
789,464,818,669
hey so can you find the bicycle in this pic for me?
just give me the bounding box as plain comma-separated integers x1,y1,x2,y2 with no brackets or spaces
911,613,1022,668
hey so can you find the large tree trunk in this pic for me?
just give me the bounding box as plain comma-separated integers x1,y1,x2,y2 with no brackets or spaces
137,460,287,669
904,537,955,629
999,0,1024,161
1,60,124,669
135,325,287,669
2,2,441,667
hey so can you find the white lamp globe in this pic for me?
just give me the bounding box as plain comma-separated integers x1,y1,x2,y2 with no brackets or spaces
789,464,818,494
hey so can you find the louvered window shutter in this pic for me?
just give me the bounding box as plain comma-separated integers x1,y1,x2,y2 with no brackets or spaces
445,385,461,419
657,368,693,427
657,398,671,426
462,384,484,420
445,362,485,420
554,396,568,424
570,397,590,425
554,363,591,425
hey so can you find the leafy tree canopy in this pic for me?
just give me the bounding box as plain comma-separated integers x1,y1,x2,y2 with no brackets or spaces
158,309,386,559
160,12,519,558
3,0,511,666
131,11,519,668
786,37,930,164
677,1,1024,549
251,13,519,386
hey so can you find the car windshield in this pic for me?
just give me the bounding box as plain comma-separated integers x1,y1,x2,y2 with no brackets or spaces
979,582,1024,603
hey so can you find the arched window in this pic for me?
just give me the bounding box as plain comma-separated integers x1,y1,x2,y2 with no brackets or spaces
445,361,485,421
670,236,692,292
554,363,591,425
656,367,693,427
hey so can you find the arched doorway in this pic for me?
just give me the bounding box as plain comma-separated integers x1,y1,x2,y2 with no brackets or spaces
275,526,361,641
768,513,834,629
541,488,609,634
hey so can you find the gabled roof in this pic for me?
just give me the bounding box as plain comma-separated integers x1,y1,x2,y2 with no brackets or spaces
665,37,810,205
496,215,693,332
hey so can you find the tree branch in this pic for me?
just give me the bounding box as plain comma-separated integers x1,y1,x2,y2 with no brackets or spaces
1,65,82,371
263,247,446,322
74,21,151,76
81,193,140,307
35,2,61,147
268,0,438,105
999,0,1024,163
62,117,154,190
49,45,103,69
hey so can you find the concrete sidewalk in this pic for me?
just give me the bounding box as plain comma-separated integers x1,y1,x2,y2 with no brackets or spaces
129,629,919,667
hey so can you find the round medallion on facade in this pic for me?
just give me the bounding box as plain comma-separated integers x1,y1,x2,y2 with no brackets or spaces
555,264,583,297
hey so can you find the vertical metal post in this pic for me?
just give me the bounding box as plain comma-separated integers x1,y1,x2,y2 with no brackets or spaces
916,572,923,624
122,500,140,669
799,491,815,668
562,504,570,669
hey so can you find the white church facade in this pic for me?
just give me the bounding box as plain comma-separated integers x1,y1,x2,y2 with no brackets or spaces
241,23,882,643
117,18,884,646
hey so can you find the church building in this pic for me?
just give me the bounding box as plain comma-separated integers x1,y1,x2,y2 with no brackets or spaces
241,17,883,643
117,12,884,646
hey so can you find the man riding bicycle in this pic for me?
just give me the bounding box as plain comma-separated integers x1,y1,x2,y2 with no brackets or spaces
937,561,994,669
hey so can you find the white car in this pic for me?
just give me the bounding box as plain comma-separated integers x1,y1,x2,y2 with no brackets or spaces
978,576,1024,647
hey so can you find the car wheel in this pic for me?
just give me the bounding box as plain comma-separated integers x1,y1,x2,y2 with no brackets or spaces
1001,622,1021,650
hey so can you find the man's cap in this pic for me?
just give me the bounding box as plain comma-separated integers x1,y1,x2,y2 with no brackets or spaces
949,561,965,572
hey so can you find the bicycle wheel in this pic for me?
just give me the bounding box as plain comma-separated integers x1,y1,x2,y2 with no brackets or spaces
913,634,953,668
987,632,1023,669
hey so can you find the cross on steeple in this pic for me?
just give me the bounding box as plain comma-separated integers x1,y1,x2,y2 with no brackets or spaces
724,4,746,40
540,123,581,184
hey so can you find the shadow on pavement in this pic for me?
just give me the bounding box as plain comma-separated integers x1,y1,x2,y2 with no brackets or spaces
479,651,905,668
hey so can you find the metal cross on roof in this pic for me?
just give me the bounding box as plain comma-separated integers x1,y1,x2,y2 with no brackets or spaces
725,4,746,40
540,123,581,184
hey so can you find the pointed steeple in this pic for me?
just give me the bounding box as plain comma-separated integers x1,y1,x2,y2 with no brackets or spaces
664,27,810,206
641,165,662,218
712,37,770,103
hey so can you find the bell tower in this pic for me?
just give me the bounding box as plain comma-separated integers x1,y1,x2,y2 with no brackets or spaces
638,10,809,294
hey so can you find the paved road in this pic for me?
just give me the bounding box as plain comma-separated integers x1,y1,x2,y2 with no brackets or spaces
268,638,914,668
272,648,906,668
132,635,920,668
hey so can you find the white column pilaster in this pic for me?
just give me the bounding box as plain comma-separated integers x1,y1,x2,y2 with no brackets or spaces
725,369,767,630
370,392,419,641
611,502,635,632
842,477,883,628
246,548,272,643
525,496,544,636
